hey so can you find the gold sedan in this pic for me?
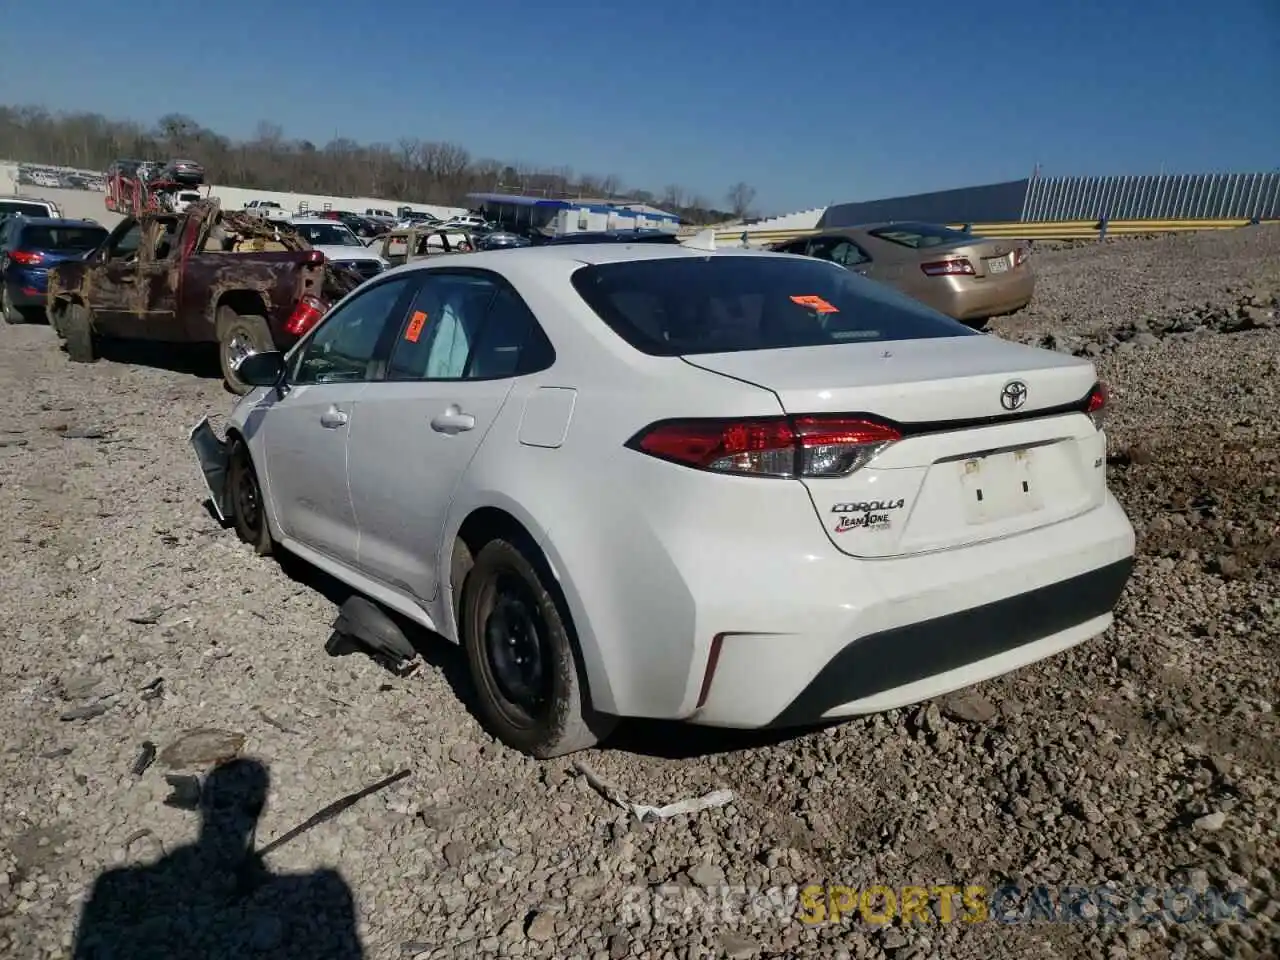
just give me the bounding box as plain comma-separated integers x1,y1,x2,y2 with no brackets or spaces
771,221,1034,328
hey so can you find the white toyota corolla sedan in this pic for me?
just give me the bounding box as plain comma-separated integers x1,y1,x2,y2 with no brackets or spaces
190,239,1136,758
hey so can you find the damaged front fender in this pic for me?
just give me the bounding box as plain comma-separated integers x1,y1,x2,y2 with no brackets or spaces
189,416,230,521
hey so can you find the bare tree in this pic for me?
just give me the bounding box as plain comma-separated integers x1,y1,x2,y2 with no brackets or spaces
0,102,739,223
726,182,757,220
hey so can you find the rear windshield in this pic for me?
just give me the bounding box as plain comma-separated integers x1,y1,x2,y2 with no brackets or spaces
20,225,107,250
0,201,54,218
570,255,979,356
867,223,972,249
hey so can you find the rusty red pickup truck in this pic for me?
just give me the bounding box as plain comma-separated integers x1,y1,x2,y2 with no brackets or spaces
46,199,360,394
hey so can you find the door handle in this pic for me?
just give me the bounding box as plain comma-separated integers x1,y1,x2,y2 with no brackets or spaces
319,407,349,428
430,409,475,434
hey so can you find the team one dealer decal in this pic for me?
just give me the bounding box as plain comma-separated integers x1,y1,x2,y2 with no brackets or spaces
832,499,906,533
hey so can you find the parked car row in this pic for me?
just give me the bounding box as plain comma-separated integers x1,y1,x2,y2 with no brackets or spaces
16,163,106,192
185,232,1133,759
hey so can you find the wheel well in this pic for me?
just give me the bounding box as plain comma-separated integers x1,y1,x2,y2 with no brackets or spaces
50,295,83,314
452,507,600,709
216,290,268,322
455,507,532,564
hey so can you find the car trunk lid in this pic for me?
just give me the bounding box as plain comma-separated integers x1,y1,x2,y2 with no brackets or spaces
681,335,1107,558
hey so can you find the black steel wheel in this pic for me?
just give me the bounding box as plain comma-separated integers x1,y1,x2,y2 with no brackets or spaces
226,438,272,556
460,538,614,758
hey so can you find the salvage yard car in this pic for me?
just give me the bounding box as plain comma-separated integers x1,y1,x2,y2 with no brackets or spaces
46,199,359,393
287,217,389,281
772,221,1034,328
190,241,1135,759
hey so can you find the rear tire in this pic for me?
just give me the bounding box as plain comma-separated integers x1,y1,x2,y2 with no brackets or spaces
62,303,97,363
216,307,275,395
225,437,273,556
460,538,614,758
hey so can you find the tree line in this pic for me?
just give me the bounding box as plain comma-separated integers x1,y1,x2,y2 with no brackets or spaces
0,105,761,224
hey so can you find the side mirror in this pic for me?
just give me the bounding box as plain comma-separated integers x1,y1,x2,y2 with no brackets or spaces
234,350,287,387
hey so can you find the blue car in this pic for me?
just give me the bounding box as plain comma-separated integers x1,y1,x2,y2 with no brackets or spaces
0,217,108,323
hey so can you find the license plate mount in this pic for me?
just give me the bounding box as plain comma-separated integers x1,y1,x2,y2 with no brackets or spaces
959,447,1043,524
986,256,1010,274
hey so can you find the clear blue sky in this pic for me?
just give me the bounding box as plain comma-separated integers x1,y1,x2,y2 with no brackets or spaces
1,0,1276,214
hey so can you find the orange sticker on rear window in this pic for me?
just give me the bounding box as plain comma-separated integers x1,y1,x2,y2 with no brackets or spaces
404,310,428,342
790,295,839,314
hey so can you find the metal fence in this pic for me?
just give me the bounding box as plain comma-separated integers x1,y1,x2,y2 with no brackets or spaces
1021,172,1280,222
816,172,1280,230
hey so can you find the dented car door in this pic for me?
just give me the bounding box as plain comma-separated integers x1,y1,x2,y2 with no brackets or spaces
85,219,144,335
136,216,182,339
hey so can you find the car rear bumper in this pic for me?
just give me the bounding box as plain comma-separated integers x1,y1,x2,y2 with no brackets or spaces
931,268,1035,321
686,493,1135,729
5,273,47,306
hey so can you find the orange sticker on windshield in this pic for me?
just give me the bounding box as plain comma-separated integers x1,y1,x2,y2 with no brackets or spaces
405,310,428,342
790,295,839,314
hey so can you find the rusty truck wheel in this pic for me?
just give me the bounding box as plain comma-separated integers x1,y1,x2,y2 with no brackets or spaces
216,308,275,395
62,303,97,363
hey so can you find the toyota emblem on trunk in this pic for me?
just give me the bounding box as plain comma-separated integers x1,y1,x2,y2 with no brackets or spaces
1000,380,1028,410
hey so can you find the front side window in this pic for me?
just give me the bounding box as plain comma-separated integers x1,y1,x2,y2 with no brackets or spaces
106,221,142,259
570,254,979,357
292,275,417,384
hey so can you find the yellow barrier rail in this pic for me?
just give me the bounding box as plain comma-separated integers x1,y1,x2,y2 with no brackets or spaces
701,217,1268,246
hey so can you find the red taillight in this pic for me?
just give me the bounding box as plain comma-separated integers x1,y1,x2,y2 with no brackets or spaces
1014,245,1030,267
1086,381,1107,429
10,250,43,265
629,415,901,478
920,258,975,277
302,249,325,264
284,295,327,337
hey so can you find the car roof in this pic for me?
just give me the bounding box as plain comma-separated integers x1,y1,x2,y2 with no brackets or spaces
290,217,352,225
392,241,780,274
12,217,103,227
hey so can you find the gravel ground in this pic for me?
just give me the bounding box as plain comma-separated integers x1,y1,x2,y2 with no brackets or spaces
0,226,1277,960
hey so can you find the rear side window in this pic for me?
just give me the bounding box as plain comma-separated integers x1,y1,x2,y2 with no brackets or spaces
569,255,979,356
20,226,107,250
867,223,971,249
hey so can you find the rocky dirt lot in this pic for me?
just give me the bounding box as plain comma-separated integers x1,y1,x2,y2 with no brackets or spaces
1,226,1277,960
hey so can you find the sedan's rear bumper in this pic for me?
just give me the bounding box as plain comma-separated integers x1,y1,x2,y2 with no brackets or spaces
685,493,1135,729
765,556,1132,728
930,267,1035,321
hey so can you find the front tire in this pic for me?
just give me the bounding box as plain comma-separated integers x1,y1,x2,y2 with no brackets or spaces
460,538,614,758
225,437,273,556
62,303,97,363
216,307,275,396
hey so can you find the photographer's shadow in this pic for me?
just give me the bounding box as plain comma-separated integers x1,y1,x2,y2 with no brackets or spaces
72,758,365,960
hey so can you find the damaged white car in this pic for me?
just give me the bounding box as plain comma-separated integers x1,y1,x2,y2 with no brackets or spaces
192,240,1136,759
